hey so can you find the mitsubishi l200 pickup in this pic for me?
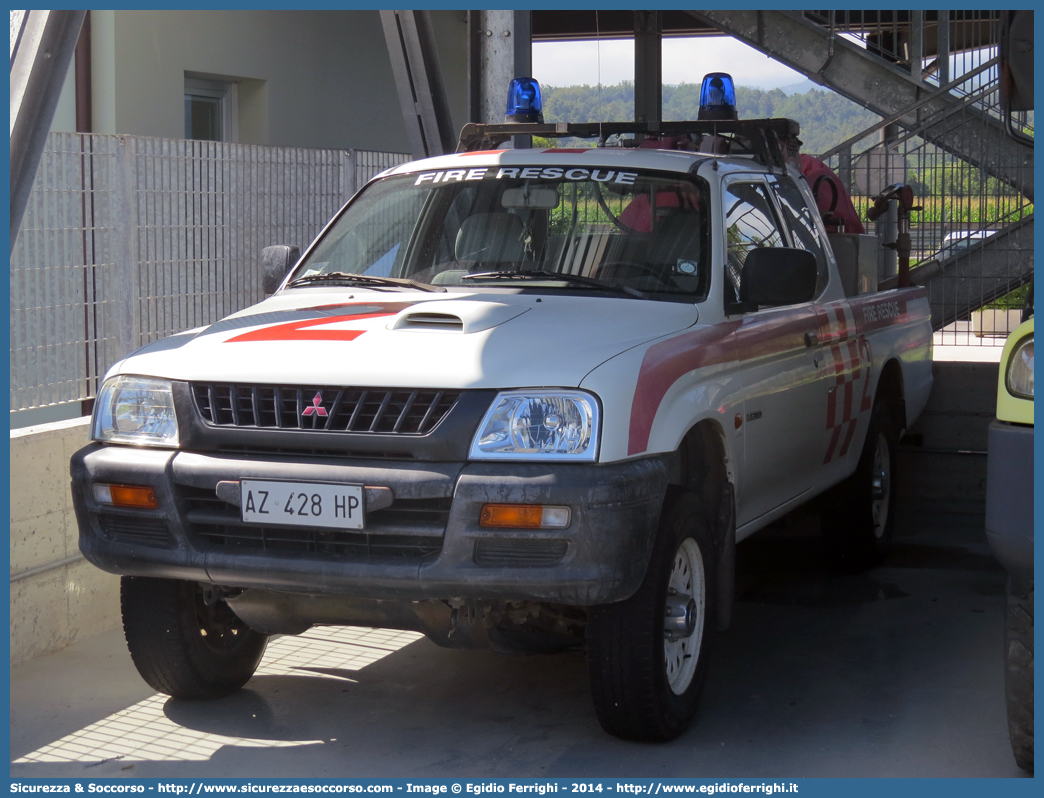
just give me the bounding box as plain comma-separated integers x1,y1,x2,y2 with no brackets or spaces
72,76,933,741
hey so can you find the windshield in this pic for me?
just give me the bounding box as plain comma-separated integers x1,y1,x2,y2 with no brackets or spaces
290,166,710,298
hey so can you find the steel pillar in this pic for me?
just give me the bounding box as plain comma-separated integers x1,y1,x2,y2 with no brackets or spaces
380,10,457,160
634,11,662,126
468,10,532,126
10,10,86,251
909,11,924,84
936,11,950,86
686,10,1033,201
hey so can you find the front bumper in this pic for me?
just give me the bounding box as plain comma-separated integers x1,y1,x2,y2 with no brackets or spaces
985,420,1034,580
72,445,668,606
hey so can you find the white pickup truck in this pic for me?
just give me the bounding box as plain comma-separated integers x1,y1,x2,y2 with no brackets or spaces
72,109,933,741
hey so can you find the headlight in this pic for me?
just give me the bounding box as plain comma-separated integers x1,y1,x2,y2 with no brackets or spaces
1006,335,1034,399
469,390,599,461
93,376,180,447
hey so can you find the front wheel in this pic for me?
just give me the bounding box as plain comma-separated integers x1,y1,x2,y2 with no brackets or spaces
586,491,716,741
121,577,268,699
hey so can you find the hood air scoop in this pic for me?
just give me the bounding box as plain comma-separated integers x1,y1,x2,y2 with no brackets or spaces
388,300,531,334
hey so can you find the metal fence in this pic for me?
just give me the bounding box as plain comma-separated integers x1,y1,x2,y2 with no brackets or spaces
10,133,408,412
809,10,1034,347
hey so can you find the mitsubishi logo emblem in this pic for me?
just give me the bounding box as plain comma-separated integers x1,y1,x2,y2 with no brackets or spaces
302,392,328,417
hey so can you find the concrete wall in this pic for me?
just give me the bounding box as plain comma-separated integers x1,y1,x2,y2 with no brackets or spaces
74,10,468,152
10,418,119,665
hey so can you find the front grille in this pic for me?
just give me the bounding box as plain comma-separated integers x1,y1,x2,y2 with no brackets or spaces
213,446,415,461
474,538,569,567
99,515,173,547
180,486,450,561
192,384,460,434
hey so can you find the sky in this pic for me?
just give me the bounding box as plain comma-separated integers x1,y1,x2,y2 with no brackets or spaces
532,36,809,90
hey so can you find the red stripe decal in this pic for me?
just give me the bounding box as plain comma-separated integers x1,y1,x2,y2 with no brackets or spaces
227,311,396,343
628,309,815,456
225,301,416,344
831,343,845,384
838,418,859,457
823,424,843,464
834,306,849,339
816,307,841,344
628,323,739,456
848,338,861,382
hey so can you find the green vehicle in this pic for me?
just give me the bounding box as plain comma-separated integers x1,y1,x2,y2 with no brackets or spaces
985,303,1034,773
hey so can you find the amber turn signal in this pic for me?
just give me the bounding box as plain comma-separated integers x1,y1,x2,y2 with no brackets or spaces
479,503,570,529
93,483,159,509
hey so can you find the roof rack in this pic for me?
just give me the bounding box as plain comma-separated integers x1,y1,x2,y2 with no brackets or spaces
456,118,802,169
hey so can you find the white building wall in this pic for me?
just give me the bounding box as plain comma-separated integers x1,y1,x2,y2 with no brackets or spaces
49,55,77,133
78,9,469,151
53,10,468,152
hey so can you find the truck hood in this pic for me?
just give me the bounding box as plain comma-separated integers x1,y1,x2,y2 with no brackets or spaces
116,289,699,389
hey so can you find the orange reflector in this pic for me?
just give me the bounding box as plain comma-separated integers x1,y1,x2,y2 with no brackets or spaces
110,484,159,509
479,504,570,529
481,504,543,528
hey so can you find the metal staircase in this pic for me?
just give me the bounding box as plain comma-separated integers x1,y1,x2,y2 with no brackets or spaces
689,10,1034,334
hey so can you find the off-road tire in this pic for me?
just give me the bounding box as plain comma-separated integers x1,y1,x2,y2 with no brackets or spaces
586,490,717,741
1006,576,1034,772
121,576,268,699
820,401,898,571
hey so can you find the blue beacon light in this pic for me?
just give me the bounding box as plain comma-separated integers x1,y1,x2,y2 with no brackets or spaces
698,72,738,121
506,77,544,123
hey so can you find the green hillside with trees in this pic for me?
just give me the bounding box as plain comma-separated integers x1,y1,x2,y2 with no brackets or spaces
540,82,881,156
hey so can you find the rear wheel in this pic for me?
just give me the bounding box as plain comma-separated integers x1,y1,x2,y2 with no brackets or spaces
586,491,716,741
820,401,897,571
1005,576,1034,772
121,577,268,699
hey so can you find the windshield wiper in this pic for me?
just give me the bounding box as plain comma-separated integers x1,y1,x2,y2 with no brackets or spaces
286,272,445,292
461,270,648,299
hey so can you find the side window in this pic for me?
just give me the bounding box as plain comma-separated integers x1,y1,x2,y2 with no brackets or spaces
185,77,237,142
723,181,785,303
772,177,829,295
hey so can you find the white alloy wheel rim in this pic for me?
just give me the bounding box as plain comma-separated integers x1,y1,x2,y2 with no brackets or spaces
871,431,891,539
664,537,705,695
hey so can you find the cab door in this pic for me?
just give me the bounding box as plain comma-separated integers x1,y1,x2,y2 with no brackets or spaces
722,176,824,526
768,174,866,491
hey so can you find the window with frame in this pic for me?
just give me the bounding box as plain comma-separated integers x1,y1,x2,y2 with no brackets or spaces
185,77,238,142
771,176,829,295
723,181,785,303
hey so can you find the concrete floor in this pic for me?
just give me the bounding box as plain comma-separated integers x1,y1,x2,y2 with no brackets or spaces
10,505,1027,779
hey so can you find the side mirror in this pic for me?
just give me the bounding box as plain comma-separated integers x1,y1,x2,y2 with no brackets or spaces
260,245,300,294
739,248,817,307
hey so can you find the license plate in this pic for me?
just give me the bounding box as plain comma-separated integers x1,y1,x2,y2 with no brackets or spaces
240,480,364,530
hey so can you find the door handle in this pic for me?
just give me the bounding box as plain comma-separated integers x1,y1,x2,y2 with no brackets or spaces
804,331,818,348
